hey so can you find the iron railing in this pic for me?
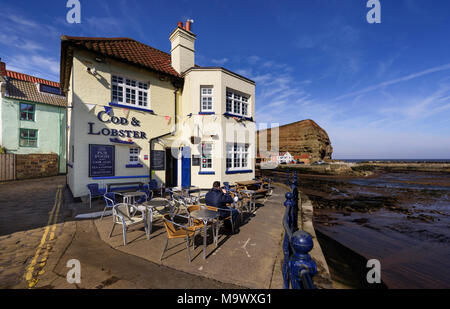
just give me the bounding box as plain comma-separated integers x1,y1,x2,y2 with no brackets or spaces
282,171,317,289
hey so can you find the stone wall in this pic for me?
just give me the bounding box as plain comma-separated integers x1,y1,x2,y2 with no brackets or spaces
16,153,59,180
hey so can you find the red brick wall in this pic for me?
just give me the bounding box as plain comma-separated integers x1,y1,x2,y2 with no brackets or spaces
16,153,59,180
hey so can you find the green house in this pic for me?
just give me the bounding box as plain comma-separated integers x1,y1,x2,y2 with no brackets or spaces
0,61,67,174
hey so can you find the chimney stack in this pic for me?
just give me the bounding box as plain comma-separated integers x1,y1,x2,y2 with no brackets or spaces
0,59,6,77
170,21,196,74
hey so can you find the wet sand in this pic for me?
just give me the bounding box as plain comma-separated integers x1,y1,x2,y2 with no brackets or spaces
298,171,450,289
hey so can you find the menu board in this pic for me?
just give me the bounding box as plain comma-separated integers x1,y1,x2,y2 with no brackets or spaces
151,150,165,171
89,144,115,177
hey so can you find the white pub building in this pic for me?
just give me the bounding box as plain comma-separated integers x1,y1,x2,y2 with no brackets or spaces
60,21,256,198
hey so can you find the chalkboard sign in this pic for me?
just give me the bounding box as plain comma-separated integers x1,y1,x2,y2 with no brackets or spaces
89,144,115,177
151,150,165,171
192,155,201,166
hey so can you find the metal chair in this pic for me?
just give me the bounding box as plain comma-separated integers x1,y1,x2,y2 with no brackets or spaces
160,214,198,263
135,184,154,205
172,193,189,213
102,192,123,220
204,205,238,235
148,179,162,196
109,203,148,246
87,183,107,209
223,182,231,191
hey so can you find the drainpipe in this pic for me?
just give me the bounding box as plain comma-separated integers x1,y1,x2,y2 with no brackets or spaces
149,82,180,180
0,81,3,147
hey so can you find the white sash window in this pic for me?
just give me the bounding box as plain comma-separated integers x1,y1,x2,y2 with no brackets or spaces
112,75,149,109
200,87,214,112
226,143,249,171
226,90,250,117
129,148,140,164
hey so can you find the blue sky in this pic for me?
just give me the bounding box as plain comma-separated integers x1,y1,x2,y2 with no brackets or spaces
1,0,449,159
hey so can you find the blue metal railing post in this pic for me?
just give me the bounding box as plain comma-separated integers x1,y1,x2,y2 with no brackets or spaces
282,192,294,289
288,231,317,289
282,171,316,289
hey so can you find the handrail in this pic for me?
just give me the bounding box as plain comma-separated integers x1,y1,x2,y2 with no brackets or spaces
282,171,317,289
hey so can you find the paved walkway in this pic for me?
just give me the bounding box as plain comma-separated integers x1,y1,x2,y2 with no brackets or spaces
94,186,286,289
0,176,68,288
0,177,241,288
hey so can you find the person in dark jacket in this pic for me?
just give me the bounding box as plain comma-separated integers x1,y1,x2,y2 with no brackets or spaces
205,181,239,233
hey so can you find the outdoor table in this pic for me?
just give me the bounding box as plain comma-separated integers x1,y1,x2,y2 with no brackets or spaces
123,191,147,206
236,180,262,187
144,198,173,214
235,180,263,193
137,199,171,237
190,209,220,259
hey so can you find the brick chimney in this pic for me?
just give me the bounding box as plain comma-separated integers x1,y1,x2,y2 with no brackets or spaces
169,20,196,74
0,59,6,77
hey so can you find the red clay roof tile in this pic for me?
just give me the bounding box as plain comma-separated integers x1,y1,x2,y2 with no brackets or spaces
61,36,180,78
6,70,60,88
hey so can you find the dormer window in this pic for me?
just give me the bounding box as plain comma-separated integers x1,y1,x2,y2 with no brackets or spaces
200,86,213,113
39,84,63,96
112,75,149,109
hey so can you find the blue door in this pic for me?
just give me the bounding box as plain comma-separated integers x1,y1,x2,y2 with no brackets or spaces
181,147,191,188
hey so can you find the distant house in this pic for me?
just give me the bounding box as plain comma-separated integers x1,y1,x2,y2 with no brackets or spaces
295,154,311,165
270,152,294,164
0,59,67,173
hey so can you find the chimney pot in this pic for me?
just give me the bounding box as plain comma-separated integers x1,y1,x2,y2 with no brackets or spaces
177,21,183,28
186,20,192,32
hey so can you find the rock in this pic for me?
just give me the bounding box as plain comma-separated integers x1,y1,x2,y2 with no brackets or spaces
352,218,369,224
257,119,333,162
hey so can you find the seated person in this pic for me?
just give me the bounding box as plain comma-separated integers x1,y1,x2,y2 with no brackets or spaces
205,181,240,233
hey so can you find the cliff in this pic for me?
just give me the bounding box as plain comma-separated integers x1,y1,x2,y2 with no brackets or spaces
257,119,333,162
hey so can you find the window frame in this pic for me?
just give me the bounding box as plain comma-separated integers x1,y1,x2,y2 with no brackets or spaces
39,84,63,96
128,147,141,165
19,128,38,148
111,75,150,110
200,86,214,113
226,90,250,117
200,142,214,172
226,143,250,172
19,103,36,122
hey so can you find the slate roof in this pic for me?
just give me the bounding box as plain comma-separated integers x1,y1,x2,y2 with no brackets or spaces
4,71,66,107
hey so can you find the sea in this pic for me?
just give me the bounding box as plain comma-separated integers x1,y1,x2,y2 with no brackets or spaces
338,159,450,163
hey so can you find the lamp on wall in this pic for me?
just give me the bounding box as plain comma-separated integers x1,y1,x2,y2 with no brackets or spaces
190,136,201,144
87,67,97,75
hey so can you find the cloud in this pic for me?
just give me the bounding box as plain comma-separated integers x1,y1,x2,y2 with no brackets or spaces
247,56,261,65
85,16,123,34
332,63,450,102
6,54,60,81
211,58,229,66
